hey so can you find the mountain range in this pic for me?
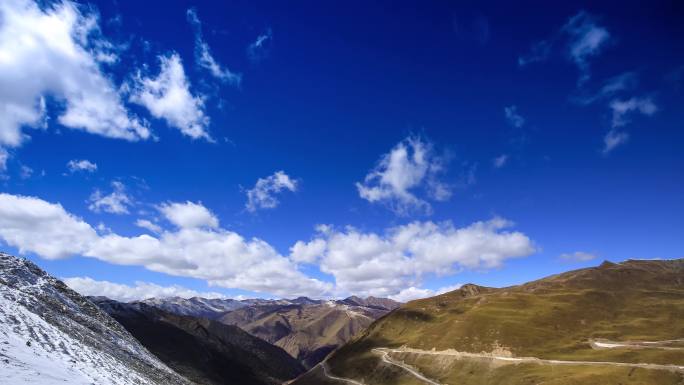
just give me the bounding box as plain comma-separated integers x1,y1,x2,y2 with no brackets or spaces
136,292,400,369
2,250,682,385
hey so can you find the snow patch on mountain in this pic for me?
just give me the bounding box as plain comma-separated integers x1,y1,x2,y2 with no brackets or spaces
0,252,190,384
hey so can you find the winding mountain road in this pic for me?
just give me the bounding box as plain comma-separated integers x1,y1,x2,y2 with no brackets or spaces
373,346,684,377
590,339,684,351
320,362,365,385
372,348,441,385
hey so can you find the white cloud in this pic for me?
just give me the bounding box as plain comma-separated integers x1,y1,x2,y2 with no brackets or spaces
290,238,326,264
0,193,98,259
247,29,272,63
67,159,98,173
504,105,525,128
158,201,218,229
356,136,450,216
186,8,241,86
245,171,298,212
64,277,227,302
609,97,657,128
128,53,210,140
389,284,462,303
135,219,162,234
602,129,629,154
292,218,536,297
0,193,332,298
562,11,610,84
0,0,149,150
560,251,598,262
492,154,508,168
88,181,132,214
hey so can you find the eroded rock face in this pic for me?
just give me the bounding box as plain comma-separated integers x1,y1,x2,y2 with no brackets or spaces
0,252,190,385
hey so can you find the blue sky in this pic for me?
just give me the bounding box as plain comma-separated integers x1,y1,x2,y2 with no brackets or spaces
0,0,682,301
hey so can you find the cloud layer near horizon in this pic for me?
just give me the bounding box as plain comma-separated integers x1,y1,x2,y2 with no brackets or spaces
0,192,536,299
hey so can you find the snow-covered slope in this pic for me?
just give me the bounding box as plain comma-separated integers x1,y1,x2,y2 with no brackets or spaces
0,252,190,384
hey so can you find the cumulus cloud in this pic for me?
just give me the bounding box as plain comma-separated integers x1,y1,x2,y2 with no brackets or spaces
64,277,226,302
0,193,98,259
158,201,218,228
245,171,298,212
504,106,525,128
88,181,132,214
0,193,331,297
291,218,536,297
560,251,598,262
0,0,149,152
356,136,450,216
492,154,508,168
389,284,462,303
247,28,273,63
67,159,98,173
186,8,241,86
128,53,210,140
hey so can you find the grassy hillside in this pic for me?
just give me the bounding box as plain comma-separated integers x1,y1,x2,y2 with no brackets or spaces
294,259,684,385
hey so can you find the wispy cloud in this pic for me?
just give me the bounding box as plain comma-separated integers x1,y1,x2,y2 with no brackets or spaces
492,154,508,168
560,251,598,262
186,8,241,86
562,11,611,84
247,28,273,63
504,105,525,128
518,11,611,84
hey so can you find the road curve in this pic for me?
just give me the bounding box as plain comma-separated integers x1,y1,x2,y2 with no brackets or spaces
372,348,441,385
374,347,684,374
320,362,366,385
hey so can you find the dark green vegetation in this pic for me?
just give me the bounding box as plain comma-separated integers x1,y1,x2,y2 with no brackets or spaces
294,259,684,385
93,298,305,385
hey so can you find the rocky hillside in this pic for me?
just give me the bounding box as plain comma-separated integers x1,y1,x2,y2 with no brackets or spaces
0,252,190,385
93,298,304,385
294,259,684,385
140,294,399,369
139,297,247,319
219,299,398,368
